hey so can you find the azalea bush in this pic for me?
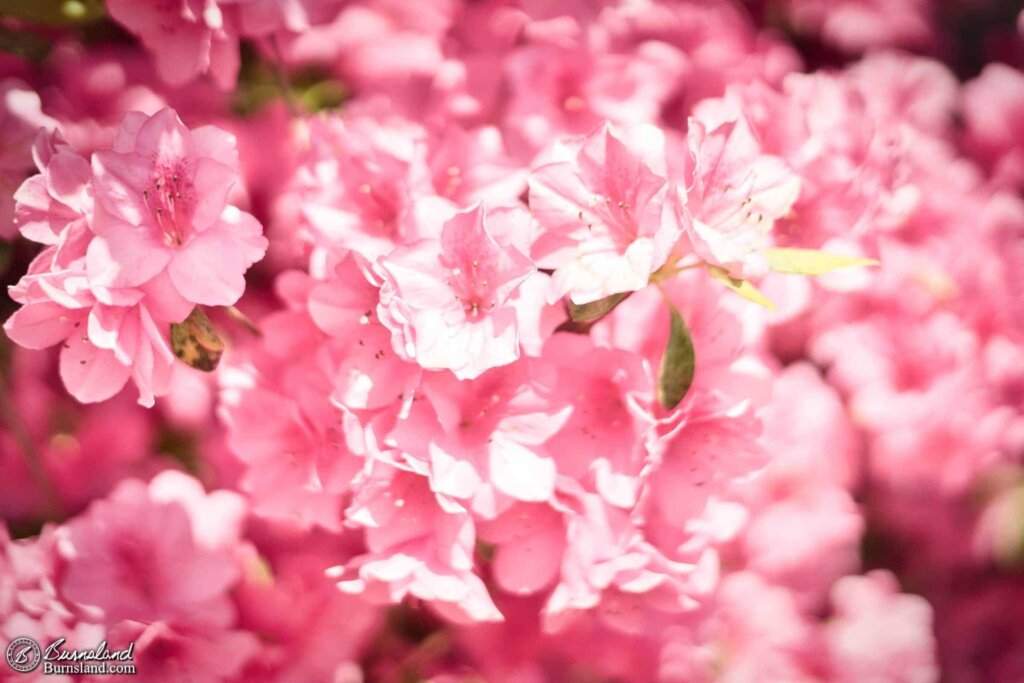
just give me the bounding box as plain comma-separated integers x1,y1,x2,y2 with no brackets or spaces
1,0,1023,681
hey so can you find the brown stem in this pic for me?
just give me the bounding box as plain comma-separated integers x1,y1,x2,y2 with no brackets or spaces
225,305,262,337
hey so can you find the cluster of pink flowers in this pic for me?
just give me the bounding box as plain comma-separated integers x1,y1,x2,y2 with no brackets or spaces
1,0,1022,681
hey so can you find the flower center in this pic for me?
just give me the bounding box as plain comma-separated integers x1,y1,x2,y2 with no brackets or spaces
143,159,195,246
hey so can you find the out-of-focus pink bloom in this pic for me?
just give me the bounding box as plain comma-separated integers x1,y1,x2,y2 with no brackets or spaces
234,531,380,682
825,571,939,683
57,471,247,627
386,361,569,514
0,349,158,523
502,39,685,156
333,462,503,624
218,0,345,38
813,312,1007,494
659,572,821,682
529,124,682,304
104,0,240,89
90,108,266,306
294,114,435,263
377,204,535,379
543,491,706,636
1,80,59,239
426,126,526,207
783,0,934,53
962,64,1024,192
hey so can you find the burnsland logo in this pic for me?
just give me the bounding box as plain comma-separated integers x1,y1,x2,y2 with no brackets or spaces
5,637,137,676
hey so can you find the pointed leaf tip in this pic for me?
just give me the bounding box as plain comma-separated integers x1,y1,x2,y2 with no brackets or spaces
567,291,631,323
765,248,879,276
707,266,777,311
658,303,696,410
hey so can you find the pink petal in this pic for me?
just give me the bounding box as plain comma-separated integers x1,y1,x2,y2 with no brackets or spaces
168,208,267,306
60,336,132,403
86,226,173,289
3,302,84,349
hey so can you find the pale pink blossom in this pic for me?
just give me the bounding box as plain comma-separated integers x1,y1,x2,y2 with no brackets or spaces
377,204,535,379
333,462,503,624
529,123,682,304
543,491,706,635
682,115,801,278
386,361,570,515
825,571,939,683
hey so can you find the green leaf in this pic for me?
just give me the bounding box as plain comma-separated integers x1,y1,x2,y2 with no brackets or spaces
657,302,696,410
707,266,776,311
567,292,631,323
765,248,879,276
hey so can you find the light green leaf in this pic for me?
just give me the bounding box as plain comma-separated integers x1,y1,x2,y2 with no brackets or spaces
567,292,631,323
707,266,777,311
658,302,696,410
765,248,879,276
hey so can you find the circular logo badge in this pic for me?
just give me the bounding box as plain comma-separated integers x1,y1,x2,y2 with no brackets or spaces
6,637,42,673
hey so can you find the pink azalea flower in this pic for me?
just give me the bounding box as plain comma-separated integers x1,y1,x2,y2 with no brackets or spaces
5,108,267,405
56,471,247,627
543,491,704,635
784,0,934,53
659,572,821,682
105,620,260,683
307,257,421,411
104,0,241,89
682,115,801,279
89,108,266,307
529,123,682,304
541,333,656,509
377,204,535,379
385,361,570,516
